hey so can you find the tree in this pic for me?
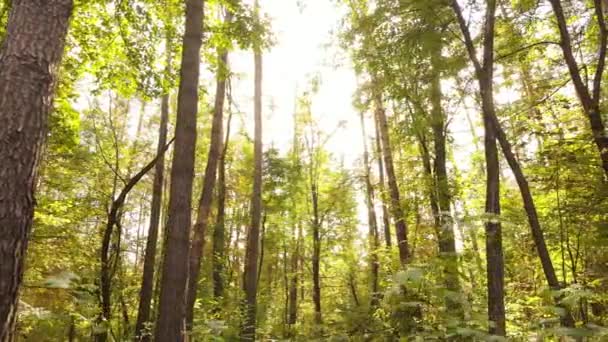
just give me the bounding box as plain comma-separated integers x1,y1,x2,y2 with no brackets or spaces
0,1,73,340
154,0,204,340
359,111,380,307
186,7,233,329
450,0,505,335
241,1,263,338
548,0,608,178
134,56,171,341
373,89,410,264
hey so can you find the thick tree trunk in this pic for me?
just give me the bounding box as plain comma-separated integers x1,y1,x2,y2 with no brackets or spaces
154,0,204,340
373,90,409,264
134,87,170,340
548,0,608,178
0,2,73,340
359,112,380,307
451,0,505,335
241,16,263,339
186,10,231,326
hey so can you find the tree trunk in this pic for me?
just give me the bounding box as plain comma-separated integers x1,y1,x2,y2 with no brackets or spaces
212,92,234,303
186,10,231,327
287,224,300,327
311,182,322,325
154,0,204,340
241,8,263,338
0,1,73,340
451,0,505,335
373,114,392,248
373,90,409,264
98,139,173,342
548,0,608,178
359,112,380,307
429,43,462,316
134,71,170,340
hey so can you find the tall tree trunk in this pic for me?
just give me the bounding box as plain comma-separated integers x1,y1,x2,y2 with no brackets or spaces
154,0,204,340
97,140,173,342
0,1,73,339
548,0,608,178
287,223,300,328
451,0,505,335
359,112,380,307
241,6,263,338
185,10,231,328
429,42,462,316
373,90,409,264
212,94,234,303
311,182,322,325
134,64,170,340
373,114,392,248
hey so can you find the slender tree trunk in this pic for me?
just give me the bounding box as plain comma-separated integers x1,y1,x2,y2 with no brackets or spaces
154,0,204,340
213,96,234,303
134,70,170,340
548,0,608,178
359,112,380,307
373,90,409,264
186,10,231,328
311,182,323,325
287,223,300,328
97,140,173,342
451,0,505,335
0,1,73,340
373,114,392,248
241,7,263,338
429,43,462,316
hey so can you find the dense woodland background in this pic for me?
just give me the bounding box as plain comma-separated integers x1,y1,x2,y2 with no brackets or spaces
0,0,608,341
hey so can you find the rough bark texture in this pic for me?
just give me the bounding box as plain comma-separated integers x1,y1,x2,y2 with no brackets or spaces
548,0,608,178
451,0,505,335
373,114,392,248
186,10,231,326
134,90,170,340
154,0,204,340
0,1,73,340
359,112,380,307
373,91,409,264
241,21,263,340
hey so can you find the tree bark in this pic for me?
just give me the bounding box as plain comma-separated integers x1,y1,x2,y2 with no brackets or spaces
134,74,170,340
548,0,608,178
451,0,505,335
97,139,174,342
241,6,263,338
373,114,392,248
359,112,380,307
212,91,234,303
429,42,462,316
311,182,322,325
373,90,410,264
0,1,73,340
154,0,204,340
185,10,231,328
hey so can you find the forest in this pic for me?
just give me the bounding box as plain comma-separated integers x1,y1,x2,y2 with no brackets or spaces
0,0,607,341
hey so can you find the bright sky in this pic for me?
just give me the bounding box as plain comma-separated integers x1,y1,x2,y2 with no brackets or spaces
229,0,364,166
